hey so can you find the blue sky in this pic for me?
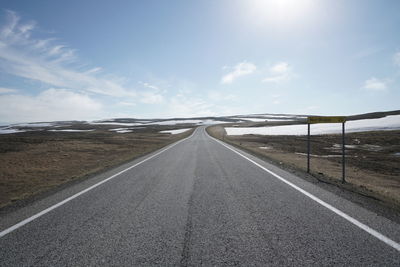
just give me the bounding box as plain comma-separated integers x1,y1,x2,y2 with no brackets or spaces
0,0,399,123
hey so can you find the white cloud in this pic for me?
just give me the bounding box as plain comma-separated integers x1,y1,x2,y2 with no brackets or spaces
271,62,289,73
140,92,164,104
166,94,215,117
0,10,136,98
221,62,256,84
0,88,103,123
0,87,18,94
263,62,294,83
137,81,164,104
306,105,319,110
363,77,387,91
139,81,160,91
164,93,243,118
353,46,382,59
207,91,237,101
270,93,281,104
117,101,136,107
394,52,400,66
85,67,102,75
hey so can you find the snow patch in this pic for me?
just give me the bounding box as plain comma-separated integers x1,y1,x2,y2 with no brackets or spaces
149,119,227,125
259,146,273,150
295,153,344,158
231,117,295,122
89,122,143,126
49,129,95,132
226,115,400,136
197,120,229,125
148,120,203,125
329,144,383,152
12,123,54,127
159,128,192,134
250,114,306,119
109,128,133,133
0,129,26,134
89,119,227,126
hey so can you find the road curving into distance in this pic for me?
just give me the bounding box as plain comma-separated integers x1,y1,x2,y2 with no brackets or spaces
1,127,399,265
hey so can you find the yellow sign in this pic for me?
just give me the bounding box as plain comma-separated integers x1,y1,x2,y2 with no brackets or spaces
307,116,346,124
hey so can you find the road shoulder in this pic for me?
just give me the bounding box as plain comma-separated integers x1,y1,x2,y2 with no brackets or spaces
206,125,400,225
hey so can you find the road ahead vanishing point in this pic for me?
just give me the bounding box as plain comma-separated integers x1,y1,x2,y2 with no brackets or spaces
1,127,399,266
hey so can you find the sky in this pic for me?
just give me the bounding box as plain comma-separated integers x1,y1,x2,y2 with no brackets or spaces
0,0,399,123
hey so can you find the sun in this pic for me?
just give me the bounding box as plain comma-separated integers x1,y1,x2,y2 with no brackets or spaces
245,0,317,27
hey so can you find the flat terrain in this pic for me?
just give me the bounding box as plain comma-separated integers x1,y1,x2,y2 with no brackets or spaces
1,127,399,265
0,127,193,209
208,125,400,208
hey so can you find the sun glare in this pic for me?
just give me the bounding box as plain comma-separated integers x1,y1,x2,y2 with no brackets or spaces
246,0,317,27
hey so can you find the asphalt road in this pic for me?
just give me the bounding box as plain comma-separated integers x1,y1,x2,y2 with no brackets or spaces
1,127,399,266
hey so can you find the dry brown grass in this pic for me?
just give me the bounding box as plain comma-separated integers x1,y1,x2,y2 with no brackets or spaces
0,129,193,209
207,125,400,208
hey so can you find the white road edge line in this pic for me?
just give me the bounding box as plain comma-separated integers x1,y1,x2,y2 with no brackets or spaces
206,129,400,252
0,128,197,238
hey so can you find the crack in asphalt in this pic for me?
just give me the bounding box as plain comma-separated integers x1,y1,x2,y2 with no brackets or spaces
179,176,196,267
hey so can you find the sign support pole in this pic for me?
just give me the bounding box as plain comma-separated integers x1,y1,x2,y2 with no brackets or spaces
307,123,310,173
307,116,346,181
342,122,346,183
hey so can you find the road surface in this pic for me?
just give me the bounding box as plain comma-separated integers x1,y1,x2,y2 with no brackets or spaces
1,127,399,266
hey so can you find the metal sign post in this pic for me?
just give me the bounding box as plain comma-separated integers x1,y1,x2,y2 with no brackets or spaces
307,116,347,182
342,122,345,183
307,123,310,173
